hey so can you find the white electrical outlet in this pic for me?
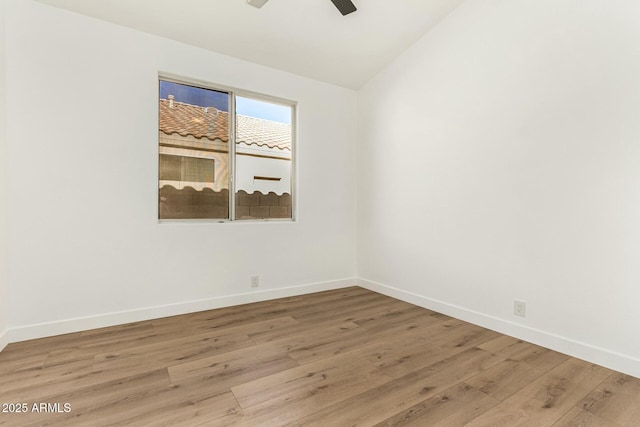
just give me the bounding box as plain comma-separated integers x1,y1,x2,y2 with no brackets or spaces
251,275,260,288
514,300,526,317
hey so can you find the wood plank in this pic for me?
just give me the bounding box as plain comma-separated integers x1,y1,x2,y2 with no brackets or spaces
0,352,48,375
352,303,439,333
577,373,640,426
2,322,155,358
480,335,570,371
552,407,620,427
0,358,95,401
293,346,504,427
248,315,362,345
465,358,614,427
465,350,568,402
168,343,299,390
375,382,499,427
92,317,296,371
230,347,394,410
12,369,172,427
286,316,461,366
30,381,239,427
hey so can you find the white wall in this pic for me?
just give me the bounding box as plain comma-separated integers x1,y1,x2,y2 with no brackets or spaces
4,0,357,340
0,0,9,351
358,0,640,377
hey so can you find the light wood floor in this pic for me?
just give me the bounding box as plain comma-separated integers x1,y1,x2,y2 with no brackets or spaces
1,287,639,426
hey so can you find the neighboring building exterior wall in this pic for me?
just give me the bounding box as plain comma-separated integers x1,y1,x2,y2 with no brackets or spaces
235,145,291,196
236,190,291,219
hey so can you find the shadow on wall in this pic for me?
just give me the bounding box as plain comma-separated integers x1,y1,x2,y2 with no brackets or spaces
159,187,291,219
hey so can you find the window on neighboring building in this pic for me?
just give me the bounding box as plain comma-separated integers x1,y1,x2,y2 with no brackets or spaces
159,155,215,183
158,78,295,221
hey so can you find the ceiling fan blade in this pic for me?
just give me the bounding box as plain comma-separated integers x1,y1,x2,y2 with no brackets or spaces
246,0,270,8
330,0,357,16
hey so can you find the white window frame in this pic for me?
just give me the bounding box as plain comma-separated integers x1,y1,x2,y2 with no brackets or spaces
158,73,297,223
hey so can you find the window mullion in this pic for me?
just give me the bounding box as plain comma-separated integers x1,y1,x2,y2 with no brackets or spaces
229,93,236,221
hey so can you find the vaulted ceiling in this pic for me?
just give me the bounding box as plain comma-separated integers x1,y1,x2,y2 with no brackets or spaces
35,0,465,89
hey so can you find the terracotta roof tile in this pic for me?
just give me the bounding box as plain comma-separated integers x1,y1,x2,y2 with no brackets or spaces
159,99,229,141
235,115,291,151
159,99,291,150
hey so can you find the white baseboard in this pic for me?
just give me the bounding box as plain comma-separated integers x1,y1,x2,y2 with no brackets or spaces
358,277,640,379
0,328,8,352
7,278,356,344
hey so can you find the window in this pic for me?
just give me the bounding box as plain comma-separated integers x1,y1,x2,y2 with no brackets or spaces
158,78,295,221
159,155,215,183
